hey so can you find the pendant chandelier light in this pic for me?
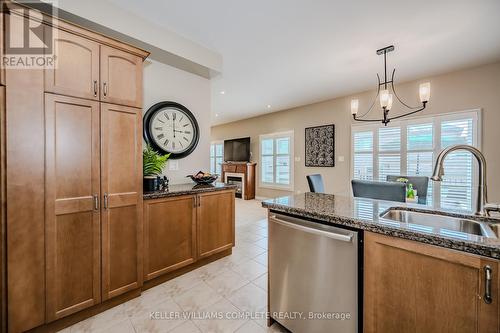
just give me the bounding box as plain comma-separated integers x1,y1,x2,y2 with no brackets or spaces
350,45,430,126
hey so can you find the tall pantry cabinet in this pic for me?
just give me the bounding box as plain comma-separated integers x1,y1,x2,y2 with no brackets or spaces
2,5,149,332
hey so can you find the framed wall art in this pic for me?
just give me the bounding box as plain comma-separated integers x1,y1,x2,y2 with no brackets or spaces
305,124,335,167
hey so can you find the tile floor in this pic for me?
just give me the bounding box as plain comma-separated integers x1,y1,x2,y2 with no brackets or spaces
61,199,288,333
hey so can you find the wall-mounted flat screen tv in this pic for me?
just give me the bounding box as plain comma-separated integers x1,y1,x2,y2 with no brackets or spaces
224,137,250,162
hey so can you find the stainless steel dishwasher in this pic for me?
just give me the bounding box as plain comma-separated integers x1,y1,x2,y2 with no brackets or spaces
269,213,360,333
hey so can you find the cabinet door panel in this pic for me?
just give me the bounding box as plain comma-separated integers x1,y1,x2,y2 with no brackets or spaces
0,86,5,333
197,191,235,258
6,13,46,330
100,45,142,107
364,232,499,333
101,103,143,300
1,13,4,85
45,28,99,100
144,196,197,281
45,94,100,321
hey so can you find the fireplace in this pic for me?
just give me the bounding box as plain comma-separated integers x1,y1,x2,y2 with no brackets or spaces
221,162,256,200
225,173,245,198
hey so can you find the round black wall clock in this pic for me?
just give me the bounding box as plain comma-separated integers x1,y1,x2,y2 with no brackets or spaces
143,101,200,159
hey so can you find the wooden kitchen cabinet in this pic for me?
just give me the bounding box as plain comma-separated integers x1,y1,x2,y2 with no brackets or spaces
3,3,149,331
100,45,143,108
45,28,100,100
101,103,143,300
5,12,47,331
143,189,235,281
45,94,101,321
197,190,235,258
143,195,197,281
0,86,6,333
364,232,499,333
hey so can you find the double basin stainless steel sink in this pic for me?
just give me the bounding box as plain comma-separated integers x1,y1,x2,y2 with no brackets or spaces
380,209,500,239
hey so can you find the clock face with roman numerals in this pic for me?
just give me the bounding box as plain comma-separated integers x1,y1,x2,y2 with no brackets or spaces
143,102,200,159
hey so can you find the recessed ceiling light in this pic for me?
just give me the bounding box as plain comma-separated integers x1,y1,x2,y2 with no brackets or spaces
267,105,271,109
220,91,225,95
215,113,219,117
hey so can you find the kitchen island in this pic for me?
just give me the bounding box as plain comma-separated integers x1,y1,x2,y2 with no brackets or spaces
263,192,500,333
143,183,236,286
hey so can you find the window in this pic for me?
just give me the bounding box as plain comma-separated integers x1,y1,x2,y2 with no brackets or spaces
351,110,480,211
353,131,373,180
378,127,401,181
210,142,223,175
259,131,294,190
407,123,434,205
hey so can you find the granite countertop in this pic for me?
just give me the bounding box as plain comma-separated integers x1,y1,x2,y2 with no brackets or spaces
144,182,236,200
262,193,500,259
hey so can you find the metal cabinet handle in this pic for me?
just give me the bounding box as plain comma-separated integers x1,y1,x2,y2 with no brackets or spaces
103,82,108,97
484,265,493,304
103,193,108,210
93,194,99,210
198,196,201,207
270,214,353,242
93,80,98,97
193,196,196,208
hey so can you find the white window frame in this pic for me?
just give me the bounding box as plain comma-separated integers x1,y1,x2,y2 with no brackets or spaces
210,141,224,175
259,130,294,191
351,109,482,209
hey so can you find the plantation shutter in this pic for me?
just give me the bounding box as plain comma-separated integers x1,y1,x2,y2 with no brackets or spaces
353,131,373,180
440,118,474,210
378,127,401,181
407,123,434,205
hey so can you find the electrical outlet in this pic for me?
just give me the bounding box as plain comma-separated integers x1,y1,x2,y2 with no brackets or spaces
295,156,301,162
338,156,345,162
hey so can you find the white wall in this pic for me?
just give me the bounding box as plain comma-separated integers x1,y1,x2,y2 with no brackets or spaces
144,60,211,184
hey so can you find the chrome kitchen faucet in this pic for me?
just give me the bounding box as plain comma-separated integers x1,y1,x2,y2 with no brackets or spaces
431,144,499,216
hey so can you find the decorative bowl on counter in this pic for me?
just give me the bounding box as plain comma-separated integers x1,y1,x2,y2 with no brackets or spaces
186,171,219,185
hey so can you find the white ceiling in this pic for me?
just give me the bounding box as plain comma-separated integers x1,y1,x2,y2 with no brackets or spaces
108,0,500,125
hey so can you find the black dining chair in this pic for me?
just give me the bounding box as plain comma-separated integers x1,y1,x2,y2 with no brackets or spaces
307,174,325,193
351,180,406,202
386,175,429,205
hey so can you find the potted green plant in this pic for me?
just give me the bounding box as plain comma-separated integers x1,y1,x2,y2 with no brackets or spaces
143,145,170,192
396,177,417,202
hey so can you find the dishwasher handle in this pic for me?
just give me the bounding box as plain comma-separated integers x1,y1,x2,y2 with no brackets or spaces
270,214,353,242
